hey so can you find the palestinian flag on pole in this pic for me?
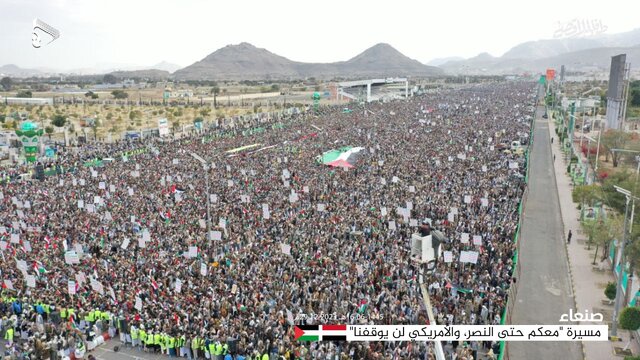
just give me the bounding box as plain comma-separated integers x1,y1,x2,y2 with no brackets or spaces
317,147,364,168
294,325,347,342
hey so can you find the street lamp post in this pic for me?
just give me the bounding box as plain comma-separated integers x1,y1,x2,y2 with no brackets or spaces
191,152,213,259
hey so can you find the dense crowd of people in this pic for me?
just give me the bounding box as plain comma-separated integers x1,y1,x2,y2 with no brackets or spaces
0,82,536,359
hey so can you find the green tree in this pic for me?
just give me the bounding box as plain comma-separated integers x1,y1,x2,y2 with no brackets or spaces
171,121,180,134
16,90,32,98
271,84,280,92
45,126,54,135
602,130,633,167
103,74,117,84
51,114,66,127
583,219,610,264
631,88,640,107
1,77,13,91
129,110,142,121
193,116,204,124
200,108,211,117
211,86,220,108
572,184,601,209
605,282,616,302
111,90,128,99
85,91,94,98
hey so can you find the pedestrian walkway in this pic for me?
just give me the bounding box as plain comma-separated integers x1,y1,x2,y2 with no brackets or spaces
548,115,639,359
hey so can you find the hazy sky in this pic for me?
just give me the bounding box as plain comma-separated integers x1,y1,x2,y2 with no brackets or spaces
0,0,637,71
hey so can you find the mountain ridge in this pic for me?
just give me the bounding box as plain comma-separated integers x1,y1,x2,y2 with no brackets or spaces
173,42,443,80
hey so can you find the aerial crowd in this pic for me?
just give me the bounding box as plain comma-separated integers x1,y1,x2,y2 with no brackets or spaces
0,81,536,360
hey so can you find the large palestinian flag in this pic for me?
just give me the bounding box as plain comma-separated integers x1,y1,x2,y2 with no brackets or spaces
317,147,364,168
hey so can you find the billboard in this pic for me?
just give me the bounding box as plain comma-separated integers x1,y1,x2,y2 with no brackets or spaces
606,54,627,129
546,69,555,81
158,118,169,137
607,54,626,101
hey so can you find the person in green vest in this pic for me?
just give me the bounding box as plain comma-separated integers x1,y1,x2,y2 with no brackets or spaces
154,332,162,354
159,333,167,354
138,326,147,352
261,352,269,360
4,322,14,346
131,325,139,348
191,335,200,360
222,343,229,357
208,341,216,359
214,342,223,359
167,334,176,357
145,330,154,353
60,307,67,320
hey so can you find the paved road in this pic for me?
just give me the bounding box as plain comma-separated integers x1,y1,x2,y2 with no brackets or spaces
509,104,582,360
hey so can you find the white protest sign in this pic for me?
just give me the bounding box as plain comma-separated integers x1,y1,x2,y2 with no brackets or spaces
444,251,453,263
26,275,36,288
409,186,416,193
281,243,291,256
481,198,489,207
175,279,182,293
188,246,198,258
317,204,326,212
211,230,222,241
121,238,130,250
464,195,472,204
68,280,76,295
200,262,207,276
303,186,309,193
473,235,482,246
64,251,80,264
99,182,105,190
461,233,470,244
381,207,387,216
78,200,84,209
16,260,27,272
3,280,13,290
210,194,218,203
460,250,479,264
389,221,396,230
10,233,19,244
135,297,143,311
